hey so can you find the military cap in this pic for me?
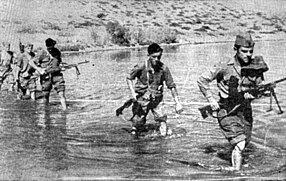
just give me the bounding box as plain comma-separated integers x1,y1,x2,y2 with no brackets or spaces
234,32,255,47
242,56,268,72
45,38,56,48
147,43,163,55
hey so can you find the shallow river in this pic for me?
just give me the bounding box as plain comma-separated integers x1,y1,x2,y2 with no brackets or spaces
0,41,285,180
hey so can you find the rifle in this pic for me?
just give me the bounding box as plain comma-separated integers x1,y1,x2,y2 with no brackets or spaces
199,77,286,119
251,77,286,114
116,98,136,116
60,60,89,76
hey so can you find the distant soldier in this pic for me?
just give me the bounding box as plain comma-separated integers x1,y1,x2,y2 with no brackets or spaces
0,42,15,91
29,38,67,110
15,43,37,100
197,32,269,171
126,43,183,137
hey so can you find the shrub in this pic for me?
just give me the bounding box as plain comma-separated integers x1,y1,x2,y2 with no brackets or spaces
42,22,61,31
90,25,111,46
106,21,130,46
17,24,40,34
127,26,178,45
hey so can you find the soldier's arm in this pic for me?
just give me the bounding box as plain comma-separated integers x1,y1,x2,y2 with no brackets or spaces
29,56,45,75
197,63,222,110
45,58,61,74
164,66,183,113
126,64,143,100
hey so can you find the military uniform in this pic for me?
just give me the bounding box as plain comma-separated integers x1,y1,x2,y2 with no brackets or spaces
0,50,14,90
198,32,269,171
16,51,37,96
198,55,268,145
127,60,176,131
32,49,65,97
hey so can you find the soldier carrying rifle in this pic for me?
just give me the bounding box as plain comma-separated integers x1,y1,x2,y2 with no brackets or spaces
118,43,183,138
29,38,67,110
197,32,270,171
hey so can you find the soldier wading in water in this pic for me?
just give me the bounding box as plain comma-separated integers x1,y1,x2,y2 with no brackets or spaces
126,43,183,137
198,32,269,171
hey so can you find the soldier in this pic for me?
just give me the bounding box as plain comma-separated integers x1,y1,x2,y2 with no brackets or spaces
29,38,67,110
197,32,269,171
15,43,37,100
126,43,183,137
0,42,15,91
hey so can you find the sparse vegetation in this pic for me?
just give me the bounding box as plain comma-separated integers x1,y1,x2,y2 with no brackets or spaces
17,24,42,34
106,21,130,46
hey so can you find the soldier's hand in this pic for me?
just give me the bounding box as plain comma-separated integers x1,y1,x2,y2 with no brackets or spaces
244,92,255,100
132,92,138,100
38,68,46,75
175,102,183,114
208,97,220,111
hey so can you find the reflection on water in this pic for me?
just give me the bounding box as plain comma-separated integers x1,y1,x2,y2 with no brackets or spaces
1,41,286,180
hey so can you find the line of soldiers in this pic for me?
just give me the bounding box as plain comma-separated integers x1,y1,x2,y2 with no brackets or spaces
119,31,271,171
1,32,274,171
0,38,67,110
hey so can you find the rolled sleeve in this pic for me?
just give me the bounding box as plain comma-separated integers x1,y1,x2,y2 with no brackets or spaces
164,66,176,89
197,64,221,99
127,64,144,80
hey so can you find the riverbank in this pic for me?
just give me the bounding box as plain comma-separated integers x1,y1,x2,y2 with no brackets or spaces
1,0,286,53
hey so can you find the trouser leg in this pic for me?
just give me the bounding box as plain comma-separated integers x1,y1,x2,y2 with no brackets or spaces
231,140,245,170
152,100,168,136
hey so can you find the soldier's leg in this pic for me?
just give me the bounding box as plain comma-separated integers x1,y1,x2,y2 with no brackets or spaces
53,74,66,110
218,112,248,171
40,77,52,104
130,101,147,136
150,97,168,136
231,140,246,171
6,73,15,92
28,78,37,101
58,91,67,110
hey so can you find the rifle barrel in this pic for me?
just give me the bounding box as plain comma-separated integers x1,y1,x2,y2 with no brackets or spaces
262,77,286,87
274,77,286,84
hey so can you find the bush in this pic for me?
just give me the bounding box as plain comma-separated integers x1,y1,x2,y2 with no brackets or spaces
17,24,40,34
91,22,178,47
90,26,111,46
128,26,178,45
106,21,130,46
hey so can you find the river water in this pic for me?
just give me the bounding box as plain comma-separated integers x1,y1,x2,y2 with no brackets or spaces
0,41,285,180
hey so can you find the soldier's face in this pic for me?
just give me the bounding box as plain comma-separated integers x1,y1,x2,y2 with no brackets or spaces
237,46,254,64
25,46,33,53
149,51,162,66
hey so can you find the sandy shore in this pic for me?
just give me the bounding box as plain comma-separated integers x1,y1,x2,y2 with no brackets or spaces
1,0,286,52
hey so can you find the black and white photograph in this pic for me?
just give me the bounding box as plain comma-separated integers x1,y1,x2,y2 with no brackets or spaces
0,0,285,180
